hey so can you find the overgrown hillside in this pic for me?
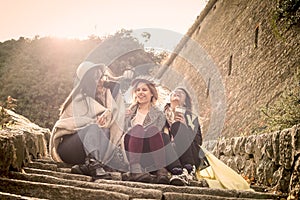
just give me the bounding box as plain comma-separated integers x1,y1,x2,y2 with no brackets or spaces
0,30,166,129
0,37,100,128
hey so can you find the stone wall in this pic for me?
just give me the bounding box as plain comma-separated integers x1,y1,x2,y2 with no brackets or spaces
159,0,300,139
203,124,300,198
0,109,50,175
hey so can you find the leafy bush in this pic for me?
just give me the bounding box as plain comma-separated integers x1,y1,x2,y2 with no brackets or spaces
272,0,300,34
261,67,300,132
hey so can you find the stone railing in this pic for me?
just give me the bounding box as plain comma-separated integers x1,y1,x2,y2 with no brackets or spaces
203,124,299,198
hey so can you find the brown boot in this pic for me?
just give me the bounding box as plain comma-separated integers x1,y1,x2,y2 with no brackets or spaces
155,168,169,184
127,163,154,183
71,164,90,176
128,172,154,183
87,157,112,180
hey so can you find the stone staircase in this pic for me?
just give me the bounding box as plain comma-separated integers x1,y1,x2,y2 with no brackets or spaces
0,110,290,199
0,158,284,200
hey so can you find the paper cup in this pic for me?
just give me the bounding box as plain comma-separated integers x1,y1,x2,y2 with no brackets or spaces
175,106,186,116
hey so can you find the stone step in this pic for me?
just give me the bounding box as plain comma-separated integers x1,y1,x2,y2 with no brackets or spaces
163,192,274,200
23,167,92,182
8,171,162,200
4,172,274,200
1,159,284,199
0,177,129,200
0,191,47,200
26,162,58,171
29,159,274,192
95,178,279,200
22,166,280,199
24,166,243,198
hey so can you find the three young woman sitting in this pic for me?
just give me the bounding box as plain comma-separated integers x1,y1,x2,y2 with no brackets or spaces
49,61,207,185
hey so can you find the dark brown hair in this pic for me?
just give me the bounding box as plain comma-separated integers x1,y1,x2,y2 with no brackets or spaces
174,87,192,112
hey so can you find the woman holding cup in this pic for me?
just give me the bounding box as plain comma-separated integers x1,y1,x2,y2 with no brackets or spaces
162,87,208,186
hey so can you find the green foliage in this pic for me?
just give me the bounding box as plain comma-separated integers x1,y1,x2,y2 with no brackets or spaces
260,67,300,132
272,0,300,35
146,48,169,65
0,37,101,129
0,30,166,129
86,29,167,76
0,96,17,129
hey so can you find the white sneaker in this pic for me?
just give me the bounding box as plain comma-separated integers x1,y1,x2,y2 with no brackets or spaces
170,168,193,186
182,168,194,183
189,165,197,181
170,174,188,186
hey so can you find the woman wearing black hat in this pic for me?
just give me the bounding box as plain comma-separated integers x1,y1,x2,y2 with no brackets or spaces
49,61,126,180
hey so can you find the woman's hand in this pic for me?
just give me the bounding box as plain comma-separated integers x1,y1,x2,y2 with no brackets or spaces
97,115,107,126
97,109,112,127
125,108,132,117
174,112,186,124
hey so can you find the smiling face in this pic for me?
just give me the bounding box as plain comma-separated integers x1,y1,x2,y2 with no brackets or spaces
170,88,187,107
134,82,153,105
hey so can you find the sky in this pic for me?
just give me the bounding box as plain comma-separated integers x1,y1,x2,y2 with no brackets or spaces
0,0,208,42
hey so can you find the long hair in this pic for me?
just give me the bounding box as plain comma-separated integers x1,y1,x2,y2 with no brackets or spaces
59,67,102,115
174,87,193,114
131,79,158,106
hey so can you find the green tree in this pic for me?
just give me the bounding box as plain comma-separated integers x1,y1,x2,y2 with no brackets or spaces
0,30,167,129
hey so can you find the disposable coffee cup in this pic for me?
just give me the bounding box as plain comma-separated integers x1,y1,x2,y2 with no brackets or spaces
175,106,186,116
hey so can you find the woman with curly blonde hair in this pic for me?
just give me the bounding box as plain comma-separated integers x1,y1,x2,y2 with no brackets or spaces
123,78,169,184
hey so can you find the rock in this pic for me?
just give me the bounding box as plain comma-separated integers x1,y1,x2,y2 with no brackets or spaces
0,109,50,175
243,159,256,181
245,135,256,155
271,131,280,165
264,134,274,160
289,156,300,200
232,137,246,156
235,155,246,171
272,166,291,192
279,129,294,170
0,130,26,174
254,134,265,163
